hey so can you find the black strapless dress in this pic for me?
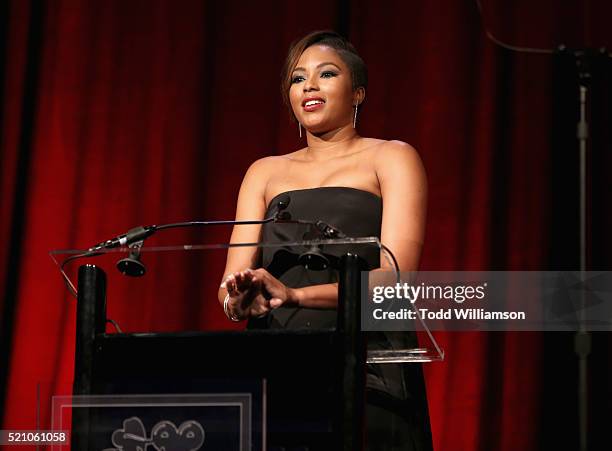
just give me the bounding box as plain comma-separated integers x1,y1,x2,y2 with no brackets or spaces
249,187,432,451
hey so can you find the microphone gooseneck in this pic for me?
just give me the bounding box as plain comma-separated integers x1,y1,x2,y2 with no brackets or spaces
80,192,350,279
81,195,296,277
88,225,157,252
87,194,292,253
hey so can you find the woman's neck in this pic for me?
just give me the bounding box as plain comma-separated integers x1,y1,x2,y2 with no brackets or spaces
304,124,360,160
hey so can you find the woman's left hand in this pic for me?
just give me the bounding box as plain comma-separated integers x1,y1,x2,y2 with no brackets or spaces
250,268,299,309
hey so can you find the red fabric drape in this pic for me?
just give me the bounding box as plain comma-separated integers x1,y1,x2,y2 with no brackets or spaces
1,1,610,450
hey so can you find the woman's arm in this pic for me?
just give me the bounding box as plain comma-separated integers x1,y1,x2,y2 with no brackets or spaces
376,140,427,272
256,140,427,309
217,157,271,308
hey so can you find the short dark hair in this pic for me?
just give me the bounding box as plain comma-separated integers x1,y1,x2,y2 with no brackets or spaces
280,30,368,117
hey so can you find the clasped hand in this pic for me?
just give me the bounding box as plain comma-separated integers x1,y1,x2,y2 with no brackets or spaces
221,268,297,320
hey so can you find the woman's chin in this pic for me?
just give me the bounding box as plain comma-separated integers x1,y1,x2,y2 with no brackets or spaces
301,118,337,133
305,123,352,137
304,124,327,135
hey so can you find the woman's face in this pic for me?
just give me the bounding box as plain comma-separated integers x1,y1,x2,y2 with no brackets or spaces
289,45,358,134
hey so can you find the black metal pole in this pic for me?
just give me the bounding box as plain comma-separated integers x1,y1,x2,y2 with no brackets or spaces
337,253,366,451
72,265,106,451
575,52,592,451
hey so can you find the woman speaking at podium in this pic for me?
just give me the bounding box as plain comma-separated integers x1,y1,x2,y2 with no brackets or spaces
218,31,432,451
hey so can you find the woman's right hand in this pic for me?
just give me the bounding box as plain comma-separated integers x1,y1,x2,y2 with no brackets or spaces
221,269,272,320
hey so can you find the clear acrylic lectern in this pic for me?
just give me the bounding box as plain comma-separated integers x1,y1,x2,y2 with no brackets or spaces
50,237,442,451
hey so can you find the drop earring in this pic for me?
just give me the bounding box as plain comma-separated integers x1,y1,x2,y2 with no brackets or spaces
353,105,358,129
298,122,302,138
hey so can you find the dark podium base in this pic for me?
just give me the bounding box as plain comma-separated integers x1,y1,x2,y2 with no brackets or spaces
85,330,341,450
73,255,366,450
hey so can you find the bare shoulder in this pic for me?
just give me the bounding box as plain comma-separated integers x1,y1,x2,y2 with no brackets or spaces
242,154,289,185
373,139,424,176
375,140,420,163
246,154,282,174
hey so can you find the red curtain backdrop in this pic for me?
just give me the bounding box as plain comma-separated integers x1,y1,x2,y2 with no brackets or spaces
1,1,611,450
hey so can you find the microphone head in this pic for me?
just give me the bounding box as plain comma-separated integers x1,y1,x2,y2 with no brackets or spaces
276,194,290,211
273,194,291,221
314,221,346,238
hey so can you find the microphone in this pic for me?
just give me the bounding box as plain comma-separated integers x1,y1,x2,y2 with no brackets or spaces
314,221,347,239
88,195,291,254
272,194,291,220
88,225,156,252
